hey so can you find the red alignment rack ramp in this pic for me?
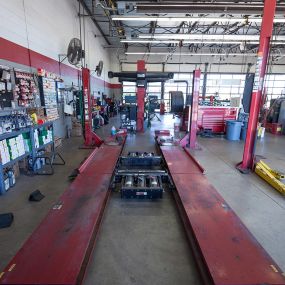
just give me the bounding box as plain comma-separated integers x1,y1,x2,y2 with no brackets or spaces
0,143,123,285
161,145,285,285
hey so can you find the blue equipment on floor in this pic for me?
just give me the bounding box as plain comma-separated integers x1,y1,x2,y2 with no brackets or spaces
226,120,242,141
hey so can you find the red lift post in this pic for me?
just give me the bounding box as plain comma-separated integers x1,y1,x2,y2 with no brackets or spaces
180,69,201,149
189,69,201,148
136,60,146,132
237,0,277,172
82,67,103,147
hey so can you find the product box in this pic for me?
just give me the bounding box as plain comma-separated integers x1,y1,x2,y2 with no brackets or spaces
24,139,32,152
71,122,82,137
13,162,20,178
19,157,29,171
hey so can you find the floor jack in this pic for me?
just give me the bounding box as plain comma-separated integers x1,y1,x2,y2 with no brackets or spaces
255,160,285,195
113,152,173,199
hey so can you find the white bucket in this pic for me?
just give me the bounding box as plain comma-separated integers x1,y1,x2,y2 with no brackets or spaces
174,122,180,133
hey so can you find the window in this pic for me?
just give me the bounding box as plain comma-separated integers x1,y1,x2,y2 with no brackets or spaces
121,73,285,109
147,82,161,99
122,81,136,94
264,74,285,105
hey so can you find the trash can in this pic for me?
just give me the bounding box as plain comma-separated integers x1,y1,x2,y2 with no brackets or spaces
226,120,242,141
240,122,248,141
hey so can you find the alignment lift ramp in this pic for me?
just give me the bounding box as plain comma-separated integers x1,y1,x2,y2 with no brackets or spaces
0,135,285,285
113,151,172,199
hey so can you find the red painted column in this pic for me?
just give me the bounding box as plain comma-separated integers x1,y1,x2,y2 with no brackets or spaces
82,68,93,145
238,0,276,172
136,60,146,132
82,67,103,147
189,69,201,149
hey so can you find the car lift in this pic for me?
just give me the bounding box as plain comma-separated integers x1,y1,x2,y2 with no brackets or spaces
113,151,172,199
180,69,201,149
158,144,285,285
237,0,277,173
81,67,103,147
1,132,284,285
108,61,174,132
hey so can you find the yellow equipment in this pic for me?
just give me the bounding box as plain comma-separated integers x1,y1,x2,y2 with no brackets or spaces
255,160,285,195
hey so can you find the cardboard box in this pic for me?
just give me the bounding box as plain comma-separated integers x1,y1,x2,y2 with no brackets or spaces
71,127,82,137
13,162,20,178
19,157,29,171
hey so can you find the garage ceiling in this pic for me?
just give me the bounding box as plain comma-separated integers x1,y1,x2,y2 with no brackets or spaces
80,1,285,65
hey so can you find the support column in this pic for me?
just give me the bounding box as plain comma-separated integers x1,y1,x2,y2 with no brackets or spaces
82,67,103,147
161,81,165,100
136,60,146,132
202,62,209,100
180,69,201,149
189,69,201,149
237,0,277,172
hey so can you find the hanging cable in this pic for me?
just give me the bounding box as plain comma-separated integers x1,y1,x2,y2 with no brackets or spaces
79,1,84,68
176,42,182,91
22,0,32,71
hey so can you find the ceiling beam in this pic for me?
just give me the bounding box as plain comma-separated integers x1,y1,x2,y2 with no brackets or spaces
78,0,111,45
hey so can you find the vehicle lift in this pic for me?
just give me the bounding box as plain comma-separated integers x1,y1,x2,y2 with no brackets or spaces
113,151,172,199
237,0,277,173
108,60,174,132
81,67,103,147
180,69,201,149
1,2,285,284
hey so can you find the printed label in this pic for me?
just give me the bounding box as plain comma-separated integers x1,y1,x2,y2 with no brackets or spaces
253,52,264,92
136,192,147,196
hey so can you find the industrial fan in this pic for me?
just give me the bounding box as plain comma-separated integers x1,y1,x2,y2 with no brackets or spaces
67,38,84,66
95,60,104,77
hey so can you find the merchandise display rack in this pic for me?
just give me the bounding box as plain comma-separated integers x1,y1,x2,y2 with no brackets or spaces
0,121,54,194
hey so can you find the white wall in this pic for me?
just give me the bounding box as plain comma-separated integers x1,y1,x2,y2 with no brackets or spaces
0,0,111,92
0,0,116,137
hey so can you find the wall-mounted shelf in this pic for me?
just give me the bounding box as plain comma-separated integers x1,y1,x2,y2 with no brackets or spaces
0,127,31,141
2,152,30,168
0,122,54,194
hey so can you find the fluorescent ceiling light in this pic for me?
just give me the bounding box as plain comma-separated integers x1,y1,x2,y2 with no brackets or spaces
112,15,285,24
139,34,285,41
121,39,285,45
125,52,257,57
250,41,285,45
183,40,285,45
121,39,180,44
183,40,242,45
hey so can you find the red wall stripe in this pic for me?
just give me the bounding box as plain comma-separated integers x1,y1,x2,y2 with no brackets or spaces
0,37,121,89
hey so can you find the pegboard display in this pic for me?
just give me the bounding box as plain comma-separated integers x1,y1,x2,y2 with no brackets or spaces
0,66,13,108
14,71,37,107
39,77,59,121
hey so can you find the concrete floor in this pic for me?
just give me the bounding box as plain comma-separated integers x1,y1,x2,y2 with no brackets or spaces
84,117,203,285
0,114,284,284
